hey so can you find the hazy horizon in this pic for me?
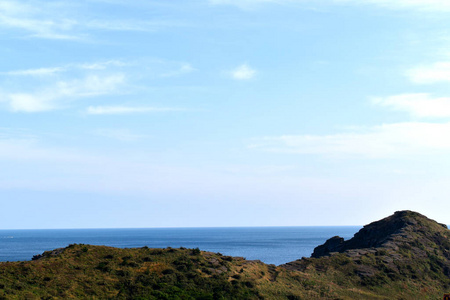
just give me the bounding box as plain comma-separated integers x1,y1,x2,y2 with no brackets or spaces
1,225,363,230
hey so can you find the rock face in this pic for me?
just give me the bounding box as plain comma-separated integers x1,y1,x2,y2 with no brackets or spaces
312,210,448,258
311,236,345,258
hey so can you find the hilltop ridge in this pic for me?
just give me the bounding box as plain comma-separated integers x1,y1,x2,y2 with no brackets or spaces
311,210,449,258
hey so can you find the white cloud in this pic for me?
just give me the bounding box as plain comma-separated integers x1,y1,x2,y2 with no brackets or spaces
0,1,80,40
8,93,54,112
79,60,127,70
251,122,450,158
1,74,126,112
56,74,125,97
161,63,196,77
0,1,184,40
94,129,149,141
372,93,450,118
2,61,127,77
230,64,256,80
406,62,450,84
86,106,181,115
210,0,450,11
85,19,186,32
5,67,64,76
0,59,197,113
350,0,450,12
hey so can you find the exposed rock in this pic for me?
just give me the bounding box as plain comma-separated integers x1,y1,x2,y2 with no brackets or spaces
32,247,66,260
311,210,448,258
311,236,344,258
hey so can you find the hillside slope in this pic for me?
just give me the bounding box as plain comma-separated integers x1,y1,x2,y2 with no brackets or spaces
0,210,449,299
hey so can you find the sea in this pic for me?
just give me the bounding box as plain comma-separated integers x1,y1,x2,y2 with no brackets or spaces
0,227,360,266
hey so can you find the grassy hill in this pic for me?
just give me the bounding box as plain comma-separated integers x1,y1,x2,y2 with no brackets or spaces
0,210,449,299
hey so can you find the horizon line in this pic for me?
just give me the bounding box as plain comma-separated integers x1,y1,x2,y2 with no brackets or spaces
0,225,364,231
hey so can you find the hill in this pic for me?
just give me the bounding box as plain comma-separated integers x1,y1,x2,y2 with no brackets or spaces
283,210,450,299
0,210,449,299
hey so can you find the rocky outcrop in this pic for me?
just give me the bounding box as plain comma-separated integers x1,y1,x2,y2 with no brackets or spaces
311,210,448,258
32,247,66,260
311,236,345,258
282,210,450,296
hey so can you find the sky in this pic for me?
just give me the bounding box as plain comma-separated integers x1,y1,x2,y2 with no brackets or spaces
2,0,450,229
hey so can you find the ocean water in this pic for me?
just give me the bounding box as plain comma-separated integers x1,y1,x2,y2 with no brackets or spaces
0,227,360,265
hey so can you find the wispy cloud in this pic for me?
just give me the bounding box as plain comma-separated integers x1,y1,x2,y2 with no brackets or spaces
0,1,80,40
1,74,126,112
230,64,256,80
6,93,54,112
210,0,450,12
372,93,450,118
251,122,450,158
2,60,127,77
161,63,196,77
5,67,64,77
0,0,186,40
86,106,181,115
351,0,450,12
406,62,450,84
56,74,125,98
1,58,197,113
78,60,128,70
85,19,187,32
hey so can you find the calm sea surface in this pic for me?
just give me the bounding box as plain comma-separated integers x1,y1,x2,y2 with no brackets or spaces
0,227,360,265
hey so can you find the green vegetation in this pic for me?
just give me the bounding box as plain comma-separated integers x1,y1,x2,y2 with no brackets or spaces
0,244,261,299
0,211,449,299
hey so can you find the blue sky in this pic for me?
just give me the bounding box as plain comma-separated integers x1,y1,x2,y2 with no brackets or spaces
2,0,450,229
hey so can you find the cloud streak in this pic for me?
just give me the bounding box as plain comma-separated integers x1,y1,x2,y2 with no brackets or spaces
161,63,196,77
4,67,64,77
0,0,186,40
406,62,450,84
2,61,127,77
1,74,126,112
348,0,450,12
251,122,450,158
0,58,197,113
86,106,182,115
372,93,450,118
210,0,450,12
0,1,80,40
